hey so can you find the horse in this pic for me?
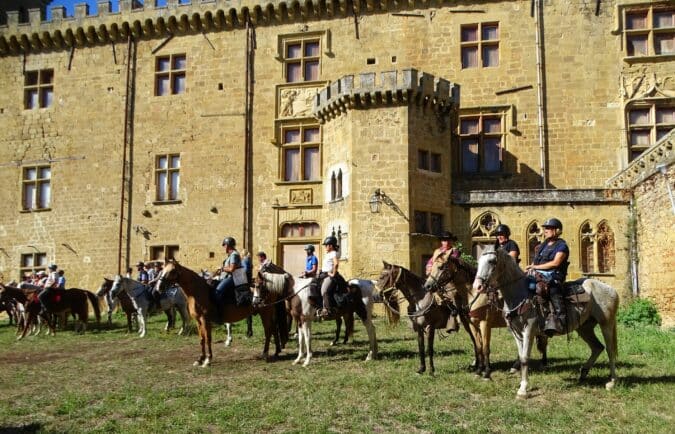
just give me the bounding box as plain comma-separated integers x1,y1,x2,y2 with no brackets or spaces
109,275,189,338
473,247,619,398
200,269,253,347
155,260,286,367
8,284,100,339
376,261,464,375
96,278,138,332
424,252,548,379
254,271,377,366
0,284,54,337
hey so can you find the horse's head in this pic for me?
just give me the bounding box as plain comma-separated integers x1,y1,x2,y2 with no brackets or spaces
156,260,179,293
375,261,398,299
96,278,113,297
423,252,458,292
251,272,265,307
473,247,506,293
109,275,124,298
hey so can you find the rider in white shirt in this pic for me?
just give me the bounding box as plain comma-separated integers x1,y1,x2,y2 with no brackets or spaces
319,236,340,317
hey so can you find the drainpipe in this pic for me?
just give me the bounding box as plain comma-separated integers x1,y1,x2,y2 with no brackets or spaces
534,0,547,188
629,194,639,296
243,15,255,251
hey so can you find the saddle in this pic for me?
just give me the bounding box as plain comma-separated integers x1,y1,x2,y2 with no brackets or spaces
307,274,352,309
50,288,65,304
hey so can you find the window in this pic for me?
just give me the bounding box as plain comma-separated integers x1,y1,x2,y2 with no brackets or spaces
627,100,675,160
470,211,500,257
580,221,615,274
414,211,443,235
459,114,503,173
281,222,321,238
22,165,51,210
625,7,675,57
19,252,48,278
461,23,499,68
150,245,180,262
418,150,442,173
281,124,320,182
526,222,544,265
330,169,343,201
24,69,54,109
155,154,180,202
283,38,320,82
155,54,186,96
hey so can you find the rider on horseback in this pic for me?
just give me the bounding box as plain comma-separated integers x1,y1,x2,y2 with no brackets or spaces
525,218,570,336
318,236,340,318
215,237,241,316
493,224,520,262
300,244,318,278
37,264,59,312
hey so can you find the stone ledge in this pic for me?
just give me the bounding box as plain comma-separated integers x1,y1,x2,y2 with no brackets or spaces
312,69,459,123
607,130,675,189
452,189,630,205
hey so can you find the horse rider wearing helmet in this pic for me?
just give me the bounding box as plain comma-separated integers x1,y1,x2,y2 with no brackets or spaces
300,244,318,278
37,263,59,312
493,224,520,262
215,237,242,307
318,236,340,317
525,217,570,335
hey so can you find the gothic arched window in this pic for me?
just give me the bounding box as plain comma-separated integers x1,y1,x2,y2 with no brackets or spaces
526,221,543,265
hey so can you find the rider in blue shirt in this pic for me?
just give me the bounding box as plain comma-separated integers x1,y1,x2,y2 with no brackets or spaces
300,244,318,278
215,237,241,302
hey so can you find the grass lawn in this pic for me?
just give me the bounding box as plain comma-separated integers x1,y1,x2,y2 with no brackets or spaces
0,311,673,433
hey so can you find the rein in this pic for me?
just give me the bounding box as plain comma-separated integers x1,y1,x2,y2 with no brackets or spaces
254,281,311,307
380,267,438,319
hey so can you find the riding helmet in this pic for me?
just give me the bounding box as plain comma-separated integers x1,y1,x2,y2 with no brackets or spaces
438,231,457,241
48,264,58,271
542,218,563,231
322,236,338,247
304,244,315,253
222,237,236,248
494,224,511,237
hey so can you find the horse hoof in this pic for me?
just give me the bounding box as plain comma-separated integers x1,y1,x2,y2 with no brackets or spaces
193,361,201,367
509,368,518,374
516,391,529,400
579,367,590,381
605,380,616,390
330,341,337,347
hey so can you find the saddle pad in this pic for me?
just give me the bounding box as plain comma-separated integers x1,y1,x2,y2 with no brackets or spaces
563,279,587,296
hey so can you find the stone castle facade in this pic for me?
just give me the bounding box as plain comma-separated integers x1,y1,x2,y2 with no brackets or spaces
0,0,673,325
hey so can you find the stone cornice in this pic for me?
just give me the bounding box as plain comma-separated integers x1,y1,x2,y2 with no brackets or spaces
312,69,459,123
452,189,630,206
0,0,449,55
607,130,675,189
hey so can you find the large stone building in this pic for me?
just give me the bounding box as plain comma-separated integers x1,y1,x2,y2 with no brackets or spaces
0,0,673,325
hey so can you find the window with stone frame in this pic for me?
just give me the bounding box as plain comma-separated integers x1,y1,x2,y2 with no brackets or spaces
282,37,321,83
418,149,442,173
459,113,504,174
21,165,51,211
155,54,186,96
460,22,499,69
19,252,48,279
624,6,675,57
155,154,180,202
330,169,343,201
280,123,321,182
580,221,615,274
150,245,180,262
626,99,675,161
471,211,500,258
526,221,544,265
24,69,54,109
414,211,444,236
281,222,321,238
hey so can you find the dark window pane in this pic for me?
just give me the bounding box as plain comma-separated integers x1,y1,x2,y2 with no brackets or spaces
305,61,319,81
461,139,479,173
287,43,302,58
305,41,320,56
461,46,478,68
25,71,38,85
461,25,478,42
286,62,302,83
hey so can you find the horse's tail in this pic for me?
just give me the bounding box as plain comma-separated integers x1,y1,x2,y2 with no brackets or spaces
275,300,289,348
86,290,101,324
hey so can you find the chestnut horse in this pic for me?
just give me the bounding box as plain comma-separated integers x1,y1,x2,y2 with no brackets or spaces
0,284,54,337
423,252,548,379
473,247,618,397
155,260,286,367
376,262,467,375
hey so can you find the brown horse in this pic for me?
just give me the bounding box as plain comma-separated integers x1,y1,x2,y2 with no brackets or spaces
96,278,137,332
155,260,286,367
376,262,470,375
0,284,54,337
423,252,548,379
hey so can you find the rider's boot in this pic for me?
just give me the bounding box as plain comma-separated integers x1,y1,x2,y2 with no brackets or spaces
544,294,565,336
320,293,332,318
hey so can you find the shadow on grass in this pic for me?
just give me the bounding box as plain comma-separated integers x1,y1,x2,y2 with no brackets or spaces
0,423,42,433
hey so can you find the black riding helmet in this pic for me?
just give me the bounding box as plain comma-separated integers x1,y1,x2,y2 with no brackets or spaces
322,236,338,247
304,244,315,253
494,224,511,237
222,237,236,248
542,218,563,231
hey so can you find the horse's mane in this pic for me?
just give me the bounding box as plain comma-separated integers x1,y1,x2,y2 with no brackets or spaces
260,271,293,298
446,255,477,278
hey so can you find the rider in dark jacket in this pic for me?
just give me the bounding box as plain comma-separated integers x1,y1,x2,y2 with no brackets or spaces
525,218,569,335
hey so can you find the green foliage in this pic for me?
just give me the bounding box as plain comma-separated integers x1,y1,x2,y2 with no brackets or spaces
455,241,477,267
618,297,662,327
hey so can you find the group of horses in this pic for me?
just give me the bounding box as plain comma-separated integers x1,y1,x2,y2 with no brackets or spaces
0,249,619,398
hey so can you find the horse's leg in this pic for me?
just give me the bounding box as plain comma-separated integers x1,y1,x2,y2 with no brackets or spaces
126,312,133,333
17,310,34,340
224,323,233,347
600,319,618,390
516,325,536,399
164,309,172,332
416,326,427,374
259,310,273,361
576,319,605,382
481,320,493,380
293,319,305,365
469,318,484,371
459,313,480,370
246,315,253,338
178,305,189,336
332,316,342,346
303,319,313,367
362,308,377,361
536,335,549,368
428,327,436,376
138,309,147,338
202,321,213,367
193,318,207,367
344,311,354,345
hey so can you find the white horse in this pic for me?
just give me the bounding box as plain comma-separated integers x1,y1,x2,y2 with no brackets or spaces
110,275,190,338
472,247,619,398
258,274,378,367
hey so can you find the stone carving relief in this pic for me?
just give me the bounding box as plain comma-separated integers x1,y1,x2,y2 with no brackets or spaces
290,188,312,205
278,87,320,118
621,70,675,100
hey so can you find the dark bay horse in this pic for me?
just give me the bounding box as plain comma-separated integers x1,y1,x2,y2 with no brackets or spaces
96,277,137,332
473,247,618,397
376,261,466,375
0,284,54,337
156,260,286,367
424,252,548,379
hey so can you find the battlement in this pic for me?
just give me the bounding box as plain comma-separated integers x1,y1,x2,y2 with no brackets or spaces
312,69,459,123
0,0,434,55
